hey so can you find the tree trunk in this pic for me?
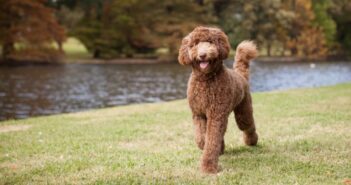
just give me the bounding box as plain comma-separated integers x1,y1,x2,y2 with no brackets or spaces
267,42,272,57
93,49,100,58
57,40,63,53
280,45,286,56
290,47,298,56
2,41,15,60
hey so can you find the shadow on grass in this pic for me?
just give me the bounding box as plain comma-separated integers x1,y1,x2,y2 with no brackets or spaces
220,144,273,171
224,144,265,155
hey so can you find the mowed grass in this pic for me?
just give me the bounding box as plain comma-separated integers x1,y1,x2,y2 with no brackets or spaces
0,84,350,184
63,38,91,60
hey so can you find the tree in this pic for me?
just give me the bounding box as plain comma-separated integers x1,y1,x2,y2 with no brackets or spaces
284,0,329,58
71,0,211,59
216,0,333,58
142,0,213,55
329,0,351,56
312,0,336,46
0,0,66,61
56,6,84,33
286,27,328,58
217,0,295,56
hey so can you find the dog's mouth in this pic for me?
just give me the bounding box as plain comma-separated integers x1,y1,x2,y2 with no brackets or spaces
199,61,209,69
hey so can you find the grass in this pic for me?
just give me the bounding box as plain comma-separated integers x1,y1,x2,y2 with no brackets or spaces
0,84,350,184
63,38,91,60
0,38,91,61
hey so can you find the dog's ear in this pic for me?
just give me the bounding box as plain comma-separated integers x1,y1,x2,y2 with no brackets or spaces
217,30,231,60
178,35,191,65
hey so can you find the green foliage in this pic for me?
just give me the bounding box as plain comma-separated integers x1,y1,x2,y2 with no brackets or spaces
215,0,336,58
70,0,211,59
218,0,295,56
329,0,351,56
56,6,84,33
312,0,336,46
2,0,348,59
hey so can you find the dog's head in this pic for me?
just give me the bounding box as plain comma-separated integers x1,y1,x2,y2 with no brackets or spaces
178,26,231,73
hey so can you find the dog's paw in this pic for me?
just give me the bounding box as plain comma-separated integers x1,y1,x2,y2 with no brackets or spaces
201,164,220,174
201,159,220,174
244,132,258,146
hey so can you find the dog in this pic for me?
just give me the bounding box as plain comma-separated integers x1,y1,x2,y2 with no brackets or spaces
178,26,258,173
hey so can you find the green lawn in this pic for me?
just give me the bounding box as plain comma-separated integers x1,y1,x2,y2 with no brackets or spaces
63,38,91,60
0,84,350,184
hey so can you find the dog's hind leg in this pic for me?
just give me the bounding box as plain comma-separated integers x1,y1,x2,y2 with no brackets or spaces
220,140,225,155
193,115,207,150
234,93,258,146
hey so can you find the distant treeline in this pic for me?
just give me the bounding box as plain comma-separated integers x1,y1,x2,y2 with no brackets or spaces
0,0,350,61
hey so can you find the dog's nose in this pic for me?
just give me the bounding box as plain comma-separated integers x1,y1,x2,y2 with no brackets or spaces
199,53,206,60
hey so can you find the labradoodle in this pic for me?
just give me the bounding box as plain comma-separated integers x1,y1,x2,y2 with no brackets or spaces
178,26,258,174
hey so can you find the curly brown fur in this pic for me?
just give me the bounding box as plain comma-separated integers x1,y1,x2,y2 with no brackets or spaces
178,26,258,174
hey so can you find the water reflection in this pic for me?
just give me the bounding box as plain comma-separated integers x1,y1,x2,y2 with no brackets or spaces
0,61,350,120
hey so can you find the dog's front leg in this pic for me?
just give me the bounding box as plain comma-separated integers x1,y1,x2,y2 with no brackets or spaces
201,117,227,173
193,115,207,150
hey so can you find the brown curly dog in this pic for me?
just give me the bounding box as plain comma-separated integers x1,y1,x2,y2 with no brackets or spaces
178,26,258,174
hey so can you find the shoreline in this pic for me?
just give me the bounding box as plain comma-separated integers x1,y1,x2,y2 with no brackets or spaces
0,57,176,66
1,82,350,122
0,56,350,65
64,58,176,64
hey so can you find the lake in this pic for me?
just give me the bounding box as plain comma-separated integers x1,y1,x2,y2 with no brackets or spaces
0,61,350,120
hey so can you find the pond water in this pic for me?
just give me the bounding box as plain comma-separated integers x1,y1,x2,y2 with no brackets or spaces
0,61,350,120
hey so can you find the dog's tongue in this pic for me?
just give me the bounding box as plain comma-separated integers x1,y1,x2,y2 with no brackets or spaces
200,61,209,69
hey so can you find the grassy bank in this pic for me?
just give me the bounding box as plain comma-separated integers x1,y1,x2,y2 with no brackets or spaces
1,84,350,184
63,38,91,60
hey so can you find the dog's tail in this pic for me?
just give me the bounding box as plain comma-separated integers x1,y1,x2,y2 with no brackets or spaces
233,41,257,81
